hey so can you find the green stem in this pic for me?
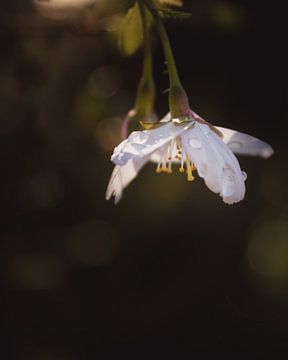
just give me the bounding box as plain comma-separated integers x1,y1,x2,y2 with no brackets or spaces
144,0,181,88
144,0,190,117
138,1,152,75
134,0,156,122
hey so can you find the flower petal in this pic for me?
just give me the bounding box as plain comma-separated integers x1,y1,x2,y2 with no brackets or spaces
150,140,180,164
106,156,149,204
111,121,193,166
216,126,274,159
160,113,171,123
181,123,246,204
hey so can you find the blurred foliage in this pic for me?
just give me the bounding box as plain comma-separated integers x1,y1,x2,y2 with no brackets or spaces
118,2,146,56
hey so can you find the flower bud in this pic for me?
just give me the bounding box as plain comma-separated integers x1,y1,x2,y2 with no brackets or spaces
169,84,191,118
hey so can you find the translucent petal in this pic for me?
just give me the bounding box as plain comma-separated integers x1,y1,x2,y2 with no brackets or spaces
216,126,274,159
106,156,148,204
181,123,246,204
160,113,171,123
111,121,193,166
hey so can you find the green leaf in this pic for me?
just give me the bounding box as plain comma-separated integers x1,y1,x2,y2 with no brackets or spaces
158,8,191,20
159,0,183,7
118,3,154,57
118,3,143,56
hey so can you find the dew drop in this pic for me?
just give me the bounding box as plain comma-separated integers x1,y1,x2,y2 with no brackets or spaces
262,148,274,159
129,132,149,144
189,138,202,149
242,171,247,181
201,125,210,135
228,141,243,149
222,166,236,197
223,167,236,182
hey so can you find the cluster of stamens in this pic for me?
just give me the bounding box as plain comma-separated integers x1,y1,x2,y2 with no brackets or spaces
155,138,195,182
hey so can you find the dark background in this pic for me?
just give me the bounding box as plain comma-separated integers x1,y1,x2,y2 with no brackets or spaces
0,0,287,358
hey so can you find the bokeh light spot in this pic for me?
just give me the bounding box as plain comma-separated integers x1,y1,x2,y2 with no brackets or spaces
66,220,119,266
248,220,288,278
87,66,121,100
9,254,67,290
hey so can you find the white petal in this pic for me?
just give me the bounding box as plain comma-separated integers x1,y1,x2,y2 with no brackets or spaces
160,113,171,123
216,126,274,159
181,123,246,204
106,156,148,204
150,139,180,164
111,121,193,166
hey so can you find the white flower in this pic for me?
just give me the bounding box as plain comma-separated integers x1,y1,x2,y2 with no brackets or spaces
106,112,273,205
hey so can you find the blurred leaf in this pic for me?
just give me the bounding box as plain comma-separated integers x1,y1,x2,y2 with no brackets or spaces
159,0,183,7
153,0,190,20
118,3,143,56
159,8,191,20
118,3,153,56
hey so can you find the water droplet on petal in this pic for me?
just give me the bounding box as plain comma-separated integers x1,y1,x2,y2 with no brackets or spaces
262,148,274,159
223,167,236,182
228,141,242,149
189,138,202,149
201,125,210,135
222,166,236,197
129,132,149,144
242,171,247,181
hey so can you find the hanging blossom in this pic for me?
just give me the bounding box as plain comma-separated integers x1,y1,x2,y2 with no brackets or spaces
106,0,273,205
106,110,273,205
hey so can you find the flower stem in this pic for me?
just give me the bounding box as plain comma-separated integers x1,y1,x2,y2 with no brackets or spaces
138,1,152,76
152,9,181,87
144,0,190,118
134,0,156,125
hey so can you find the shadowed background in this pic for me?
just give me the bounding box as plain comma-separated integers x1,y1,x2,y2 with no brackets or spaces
0,0,287,358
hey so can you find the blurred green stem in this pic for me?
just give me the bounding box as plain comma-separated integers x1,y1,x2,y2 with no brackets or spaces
134,1,156,122
138,1,153,76
144,0,190,117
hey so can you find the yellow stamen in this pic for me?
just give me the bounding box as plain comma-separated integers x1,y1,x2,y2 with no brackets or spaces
155,138,197,180
179,150,184,172
155,163,161,173
186,153,195,181
167,161,172,174
167,141,173,174
176,138,181,150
